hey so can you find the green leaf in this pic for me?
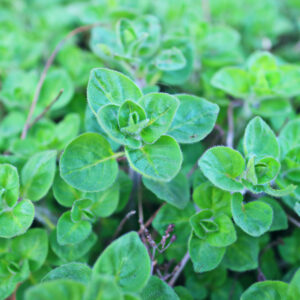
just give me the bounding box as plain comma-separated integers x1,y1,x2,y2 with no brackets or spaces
21,150,57,201
84,275,123,300
11,228,48,271
87,68,142,114
189,233,225,273
193,182,232,217
141,276,179,300
288,268,300,300
0,164,19,207
39,69,74,111
93,232,151,293
142,172,189,209
279,229,300,264
42,263,91,285
71,199,93,222
168,94,219,144
117,19,137,53
139,93,179,144
260,197,288,232
206,214,237,247
244,117,279,159
0,111,26,138
97,104,142,149
60,133,119,192
279,118,300,158
0,199,34,238
231,193,273,237
264,184,296,197
190,210,219,239
255,157,280,184
57,211,92,245
25,279,85,300
53,172,84,208
126,135,182,181
155,47,186,71
211,67,250,98
50,230,97,262
223,229,259,272
198,146,245,192
241,281,288,300
87,181,119,218
118,100,148,135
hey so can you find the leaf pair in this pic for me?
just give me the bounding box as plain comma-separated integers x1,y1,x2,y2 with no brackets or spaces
199,116,295,196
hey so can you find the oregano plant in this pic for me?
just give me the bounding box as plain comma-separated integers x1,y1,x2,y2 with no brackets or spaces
1,1,300,299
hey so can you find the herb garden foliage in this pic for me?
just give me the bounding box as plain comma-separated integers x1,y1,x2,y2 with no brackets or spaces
2,1,300,300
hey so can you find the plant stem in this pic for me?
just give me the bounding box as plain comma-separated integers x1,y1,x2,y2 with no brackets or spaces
27,89,64,130
111,210,136,242
288,215,300,227
138,203,165,235
202,0,211,22
226,102,234,148
168,251,190,287
21,22,103,139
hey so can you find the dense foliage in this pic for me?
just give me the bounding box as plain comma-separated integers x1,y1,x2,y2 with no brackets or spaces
1,0,300,299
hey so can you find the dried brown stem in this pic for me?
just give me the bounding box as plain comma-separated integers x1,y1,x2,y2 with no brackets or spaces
21,22,103,139
168,251,190,287
111,210,136,242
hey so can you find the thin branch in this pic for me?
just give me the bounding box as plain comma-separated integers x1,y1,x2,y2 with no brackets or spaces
168,251,190,287
21,22,103,139
137,174,144,226
27,89,64,130
138,203,166,235
201,0,211,22
288,215,300,227
226,102,234,148
111,210,136,242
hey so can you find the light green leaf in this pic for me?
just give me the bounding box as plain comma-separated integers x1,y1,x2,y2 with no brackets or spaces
117,18,137,53
279,118,300,158
97,104,141,149
126,135,182,181
189,233,225,273
288,268,300,300
21,150,57,201
232,193,273,237
206,214,237,247
57,211,92,245
255,157,280,184
155,47,186,71
244,117,279,159
141,276,179,300
0,111,26,138
42,263,91,285
260,197,288,232
0,164,19,207
53,172,84,208
241,281,288,300
93,232,151,293
223,229,259,272
87,181,119,218
83,275,123,300
0,199,34,238
142,172,189,209
190,210,218,239
11,228,48,271
87,68,142,114
193,182,232,217
168,94,219,144
60,133,119,192
25,279,85,300
198,146,245,192
50,230,97,262
118,100,148,134
139,93,179,144
211,67,250,98
39,69,74,111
